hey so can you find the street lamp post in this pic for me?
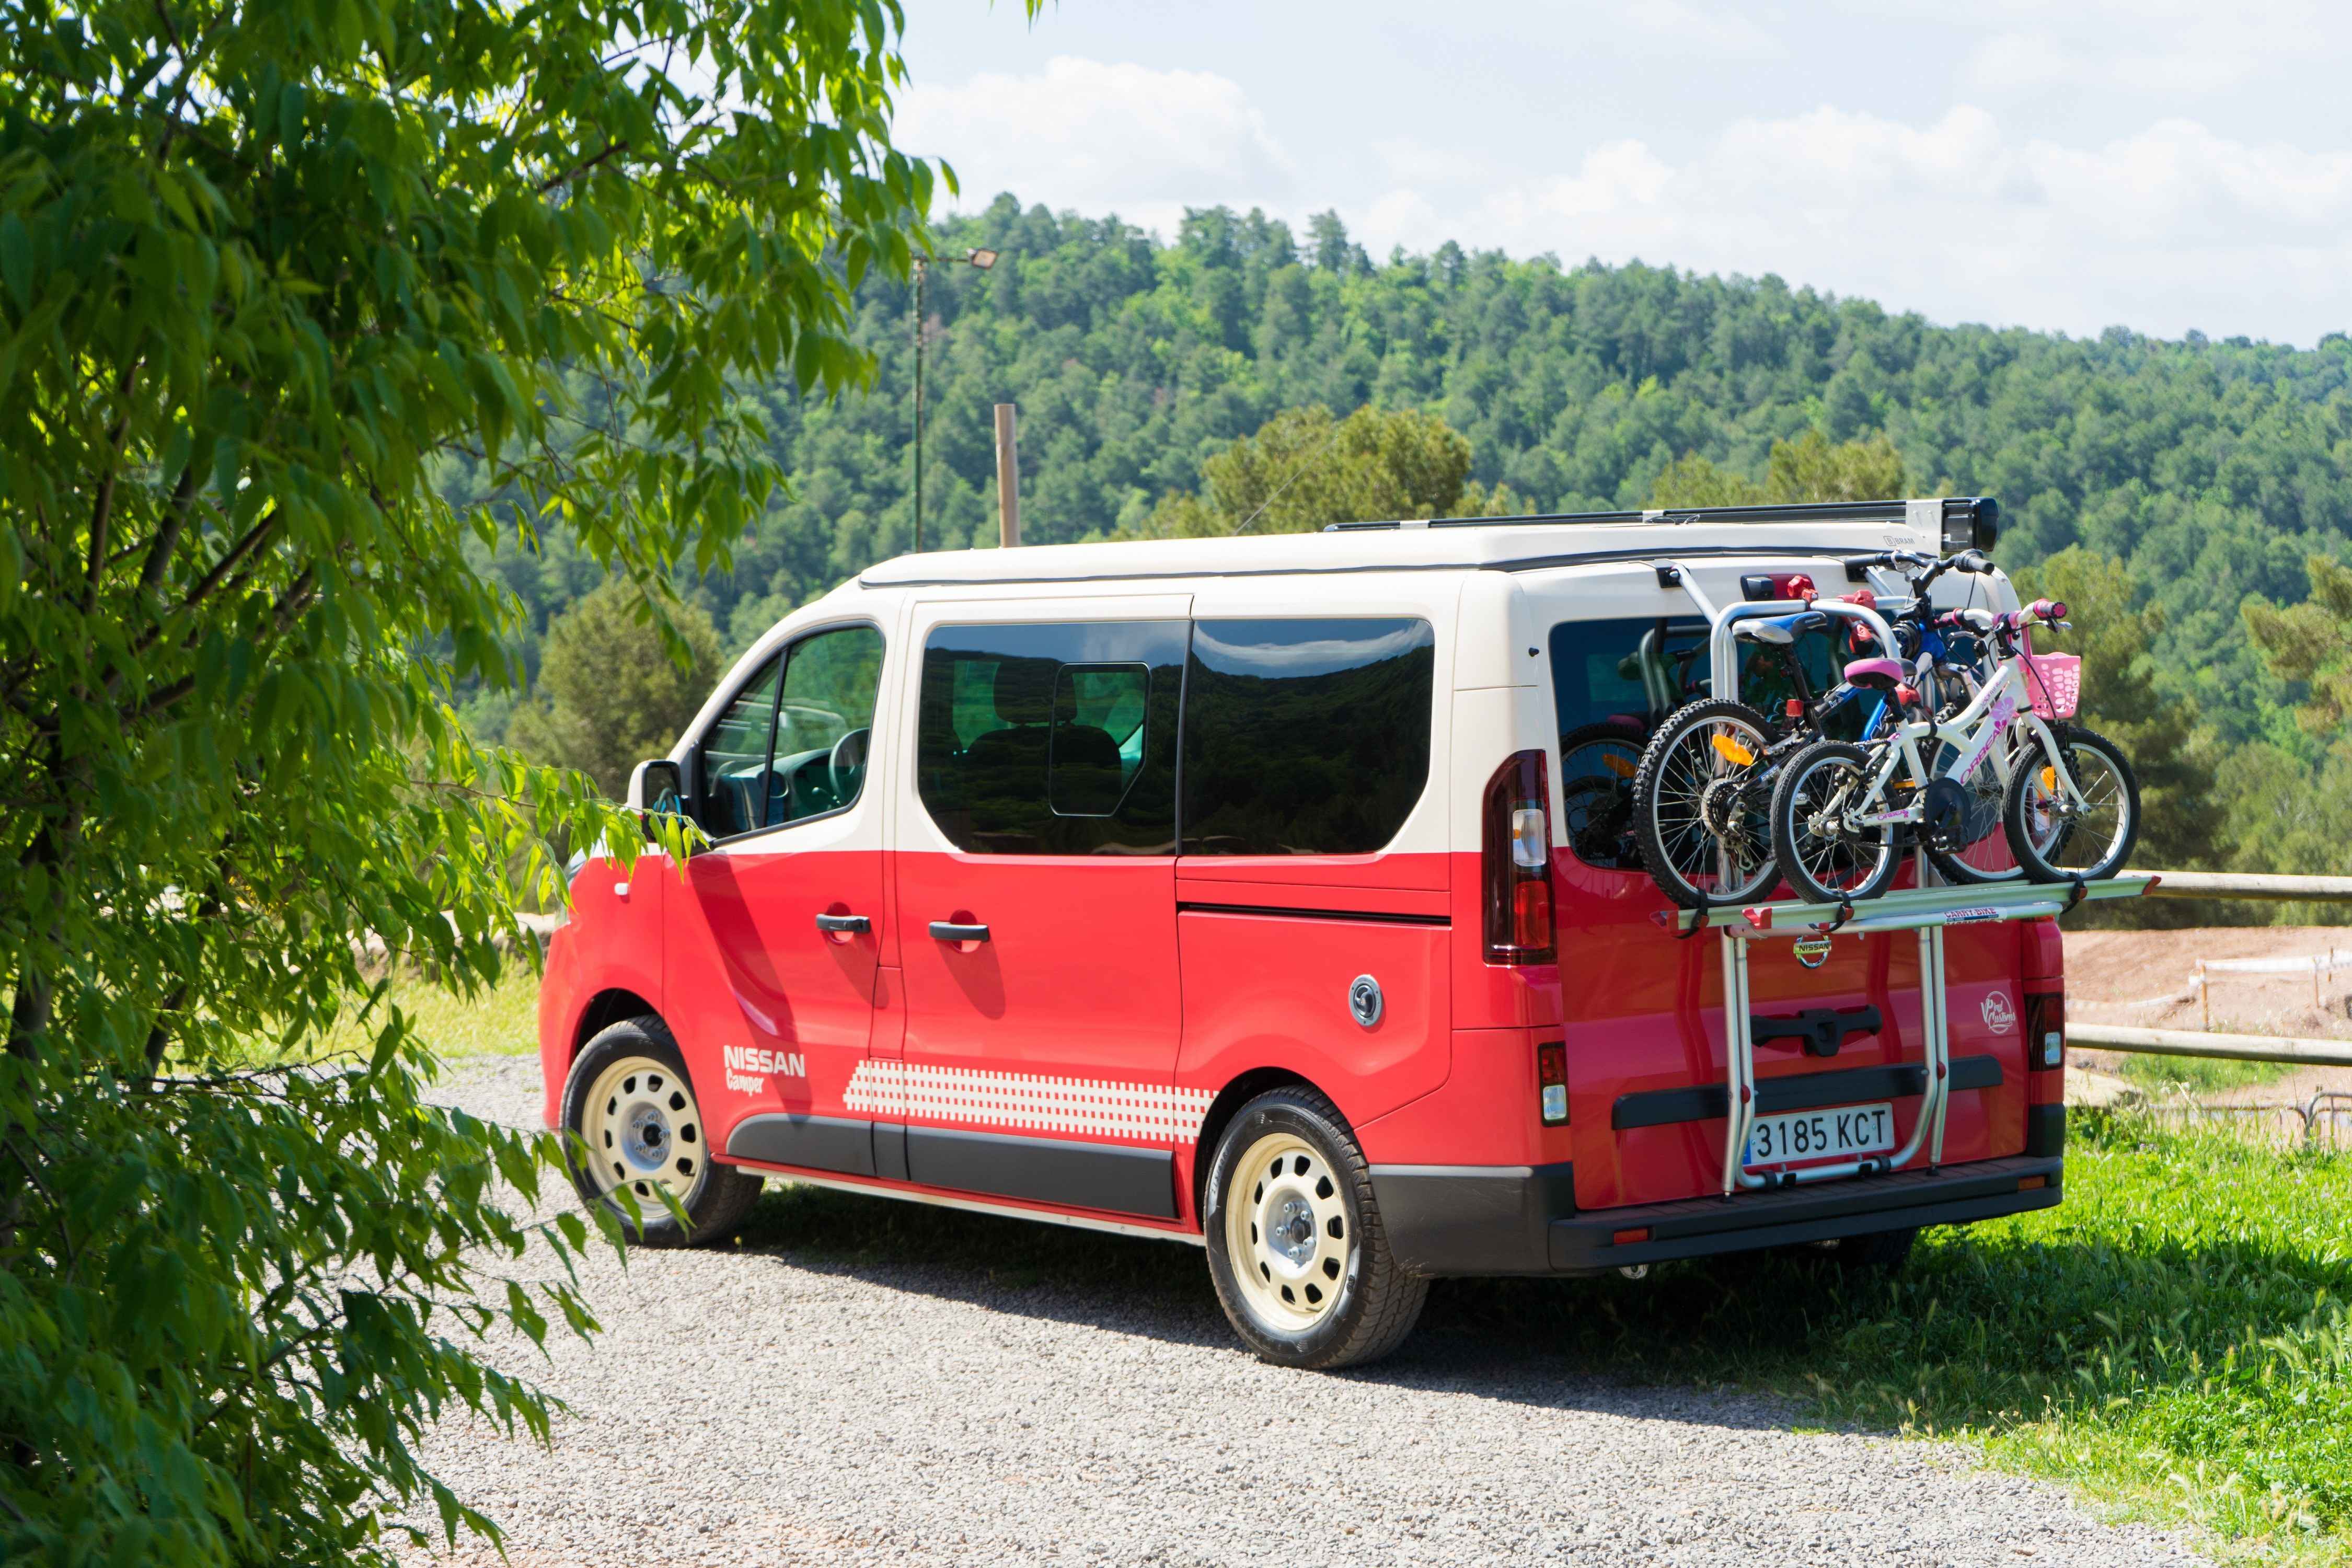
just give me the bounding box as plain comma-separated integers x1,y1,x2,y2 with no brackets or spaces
911,246,999,554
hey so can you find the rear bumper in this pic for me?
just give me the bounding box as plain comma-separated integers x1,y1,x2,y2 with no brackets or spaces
1374,1134,2062,1277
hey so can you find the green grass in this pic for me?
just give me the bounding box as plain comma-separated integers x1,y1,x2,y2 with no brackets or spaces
1443,1114,2352,1561
325,969,545,1062
212,967,547,1069
2115,1051,2296,1094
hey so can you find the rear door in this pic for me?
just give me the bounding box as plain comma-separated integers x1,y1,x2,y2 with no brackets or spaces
883,597,1195,1220
1532,561,2028,1209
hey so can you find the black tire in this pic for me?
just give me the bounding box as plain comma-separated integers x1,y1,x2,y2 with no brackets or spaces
1770,740,1899,905
1632,698,1779,909
1826,1226,1917,1273
1558,720,1646,870
561,1016,763,1249
2003,723,2141,884
1202,1086,1427,1370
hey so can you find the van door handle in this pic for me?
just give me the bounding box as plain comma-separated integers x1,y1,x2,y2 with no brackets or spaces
928,920,990,943
814,912,871,935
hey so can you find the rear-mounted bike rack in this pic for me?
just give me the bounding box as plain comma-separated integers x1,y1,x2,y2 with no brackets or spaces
1651,555,2158,1195
1671,870,2158,1195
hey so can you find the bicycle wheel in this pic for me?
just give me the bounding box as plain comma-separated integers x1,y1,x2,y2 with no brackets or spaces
2003,723,2140,883
1632,699,1778,909
1559,721,1645,870
1771,740,1900,904
1921,735,2024,885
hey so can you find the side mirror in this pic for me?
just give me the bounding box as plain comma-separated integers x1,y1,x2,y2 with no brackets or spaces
628,758,685,819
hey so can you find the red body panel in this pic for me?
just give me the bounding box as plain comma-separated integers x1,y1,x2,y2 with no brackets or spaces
892,852,1181,1103
1357,1027,1575,1169
1546,850,2032,1210
1173,902,1454,1208
664,843,884,1150
537,857,665,1129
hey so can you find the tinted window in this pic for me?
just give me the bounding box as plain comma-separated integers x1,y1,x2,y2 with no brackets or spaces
694,624,885,839
769,624,885,827
1181,618,1435,857
697,655,782,839
1547,614,1867,870
916,621,1184,855
1549,616,1710,738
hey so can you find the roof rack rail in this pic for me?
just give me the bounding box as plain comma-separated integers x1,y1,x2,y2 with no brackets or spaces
1325,495,2000,553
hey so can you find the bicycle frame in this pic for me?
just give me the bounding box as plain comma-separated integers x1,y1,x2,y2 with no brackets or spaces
1845,649,2079,833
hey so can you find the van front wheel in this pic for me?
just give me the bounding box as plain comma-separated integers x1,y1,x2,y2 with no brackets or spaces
561,1017,763,1248
1202,1087,1427,1369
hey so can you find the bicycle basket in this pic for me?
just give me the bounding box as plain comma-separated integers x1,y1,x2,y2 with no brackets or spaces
2019,650,2081,720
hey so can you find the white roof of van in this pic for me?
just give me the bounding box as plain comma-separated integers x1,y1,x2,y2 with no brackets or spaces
857,503,1970,590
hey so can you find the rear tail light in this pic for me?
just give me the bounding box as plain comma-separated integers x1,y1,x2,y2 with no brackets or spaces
2023,992,2065,1070
1537,1040,1568,1124
1483,750,1554,963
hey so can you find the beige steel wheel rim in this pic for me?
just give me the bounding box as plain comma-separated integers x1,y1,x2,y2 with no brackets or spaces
1225,1132,1352,1334
582,1054,705,1210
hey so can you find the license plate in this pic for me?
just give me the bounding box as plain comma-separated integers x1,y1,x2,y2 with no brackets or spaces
1743,1101,1895,1168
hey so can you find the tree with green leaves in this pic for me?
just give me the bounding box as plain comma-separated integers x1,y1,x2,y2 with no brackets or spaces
1125,403,1519,538
2223,555,2352,919
509,580,723,799
2011,549,2229,926
0,0,949,1560
1649,430,1909,509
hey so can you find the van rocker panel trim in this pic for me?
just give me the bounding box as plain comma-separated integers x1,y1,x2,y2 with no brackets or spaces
726,1113,879,1179
904,1125,1179,1220
1611,1053,2004,1131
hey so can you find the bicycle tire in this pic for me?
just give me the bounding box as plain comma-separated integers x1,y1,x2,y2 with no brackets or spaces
1770,739,1900,904
2003,723,2141,884
1632,698,1778,909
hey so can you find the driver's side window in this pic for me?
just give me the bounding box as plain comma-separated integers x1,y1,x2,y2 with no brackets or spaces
770,624,884,826
696,625,886,839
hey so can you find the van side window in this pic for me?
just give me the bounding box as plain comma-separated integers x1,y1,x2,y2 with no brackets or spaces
1181,618,1435,857
916,621,1184,854
697,654,783,839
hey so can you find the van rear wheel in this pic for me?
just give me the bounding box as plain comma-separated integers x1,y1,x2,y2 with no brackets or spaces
1202,1087,1426,1369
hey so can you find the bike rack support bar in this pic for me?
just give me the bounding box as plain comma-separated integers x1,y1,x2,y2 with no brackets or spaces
1714,851,1973,1194
1670,874,2160,935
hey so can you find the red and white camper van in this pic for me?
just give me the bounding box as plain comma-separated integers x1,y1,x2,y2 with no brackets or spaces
539,498,2088,1368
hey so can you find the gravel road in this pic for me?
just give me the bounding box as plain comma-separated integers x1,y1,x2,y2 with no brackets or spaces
404,1057,2209,1568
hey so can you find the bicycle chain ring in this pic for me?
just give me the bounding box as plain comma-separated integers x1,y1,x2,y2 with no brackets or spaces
1919,776,1971,851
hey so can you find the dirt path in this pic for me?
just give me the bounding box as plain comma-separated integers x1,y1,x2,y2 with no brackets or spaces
2066,926,2352,1110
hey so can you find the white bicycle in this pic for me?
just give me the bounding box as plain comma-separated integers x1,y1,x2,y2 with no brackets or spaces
1768,597,2141,904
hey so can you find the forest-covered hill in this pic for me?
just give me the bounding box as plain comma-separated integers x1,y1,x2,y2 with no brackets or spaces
447,193,2352,753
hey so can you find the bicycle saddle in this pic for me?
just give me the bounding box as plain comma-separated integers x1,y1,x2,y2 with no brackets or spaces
1842,656,1907,689
1733,611,1829,646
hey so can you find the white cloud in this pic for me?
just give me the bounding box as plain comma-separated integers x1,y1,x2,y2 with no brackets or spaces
1616,0,1786,59
901,43,2352,342
898,56,1295,231
1383,105,2352,341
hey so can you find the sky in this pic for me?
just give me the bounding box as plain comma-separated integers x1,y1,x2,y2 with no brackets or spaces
894,1,2352,347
